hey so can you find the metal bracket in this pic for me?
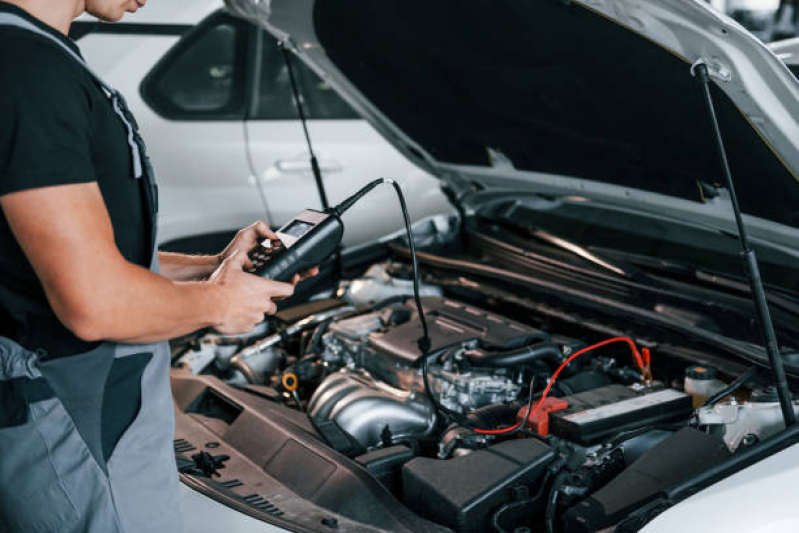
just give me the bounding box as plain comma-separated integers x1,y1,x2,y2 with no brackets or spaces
691,58,732,83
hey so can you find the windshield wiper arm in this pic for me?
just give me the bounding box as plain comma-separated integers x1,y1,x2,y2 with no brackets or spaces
485,216,657,283
530,229,632,278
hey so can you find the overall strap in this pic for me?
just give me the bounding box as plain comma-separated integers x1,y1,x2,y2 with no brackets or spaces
0,13,144,179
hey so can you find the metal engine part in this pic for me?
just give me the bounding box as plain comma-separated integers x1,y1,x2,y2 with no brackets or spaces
227,305,355,384
697,396,799,451
175,322,271,375
320,298,548,415
322,312,385,368
308,368,436,450
341,262,443,309
436,371,521,414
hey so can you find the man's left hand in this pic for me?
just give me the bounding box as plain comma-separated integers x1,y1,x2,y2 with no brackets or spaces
220,221,320,284
218,221,275,271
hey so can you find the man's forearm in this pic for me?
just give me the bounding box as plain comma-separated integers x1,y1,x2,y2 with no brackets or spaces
158,251,221,281
2,184,286,346
57,260,225,344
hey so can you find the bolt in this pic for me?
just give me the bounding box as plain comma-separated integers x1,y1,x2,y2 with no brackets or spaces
321,517,338,528
741,434,758,447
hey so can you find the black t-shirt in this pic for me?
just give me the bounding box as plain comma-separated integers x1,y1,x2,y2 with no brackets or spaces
0,2,151,359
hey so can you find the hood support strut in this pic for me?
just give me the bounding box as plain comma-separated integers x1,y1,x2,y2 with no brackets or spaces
693,61,796,427
279,41,343,280
279,42,330,210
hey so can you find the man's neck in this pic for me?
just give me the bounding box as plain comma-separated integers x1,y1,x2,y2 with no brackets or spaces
4,0,83,35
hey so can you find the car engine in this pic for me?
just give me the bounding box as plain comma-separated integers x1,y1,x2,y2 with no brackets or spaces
171,261,781,533
310,297,547,450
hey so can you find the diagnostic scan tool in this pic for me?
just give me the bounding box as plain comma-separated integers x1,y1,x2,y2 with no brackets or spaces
248,209,344,282
247,178,411,283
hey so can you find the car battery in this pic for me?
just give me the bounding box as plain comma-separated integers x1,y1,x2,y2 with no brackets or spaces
549,384,692,444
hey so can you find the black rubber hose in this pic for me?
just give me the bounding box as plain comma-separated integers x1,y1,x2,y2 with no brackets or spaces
701,366,759,407
465,401,524,430
466,343,562,368
545,472,569,533
302,320,331,357
491,463,558,533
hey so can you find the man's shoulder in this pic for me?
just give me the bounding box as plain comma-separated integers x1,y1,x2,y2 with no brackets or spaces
0,27,89,87
0,28,94,115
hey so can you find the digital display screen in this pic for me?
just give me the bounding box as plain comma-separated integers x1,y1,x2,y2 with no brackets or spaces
282,220,315,238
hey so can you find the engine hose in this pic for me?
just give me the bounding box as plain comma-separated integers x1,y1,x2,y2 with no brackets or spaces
465,401,525,430
302,320,331,357
491,463,559,533
230,355,264,385
702,365,759,407
466,343,563,368
546,472,569,533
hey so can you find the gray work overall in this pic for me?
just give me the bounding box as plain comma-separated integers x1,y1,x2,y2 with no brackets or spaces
0,13,182,533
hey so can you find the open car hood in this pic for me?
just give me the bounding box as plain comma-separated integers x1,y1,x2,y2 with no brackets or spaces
226,0,799,248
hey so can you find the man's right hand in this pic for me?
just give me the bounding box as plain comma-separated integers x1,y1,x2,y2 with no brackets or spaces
209,250,295,335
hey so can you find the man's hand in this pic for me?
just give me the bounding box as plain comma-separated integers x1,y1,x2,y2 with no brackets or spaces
220,221,320,284
218,221,275,271
208,250,295,335
159,221,278,282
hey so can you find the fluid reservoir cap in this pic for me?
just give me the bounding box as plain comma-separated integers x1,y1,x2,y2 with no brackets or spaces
686,365,718,381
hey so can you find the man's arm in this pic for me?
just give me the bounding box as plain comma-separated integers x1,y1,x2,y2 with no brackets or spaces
158,252,220,282
1,183,295,344
158,221,274,282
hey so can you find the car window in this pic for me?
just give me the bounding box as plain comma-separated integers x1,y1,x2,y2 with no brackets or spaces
142,13,250,120
252,34,359,120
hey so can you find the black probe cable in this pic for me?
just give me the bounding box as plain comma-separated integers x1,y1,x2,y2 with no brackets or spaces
701,365,759,408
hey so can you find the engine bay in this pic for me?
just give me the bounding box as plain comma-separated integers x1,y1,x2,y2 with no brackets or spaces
170,255,794,533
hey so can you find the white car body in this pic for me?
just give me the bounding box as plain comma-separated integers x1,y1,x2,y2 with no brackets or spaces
644,442,799,532
77,1,449,250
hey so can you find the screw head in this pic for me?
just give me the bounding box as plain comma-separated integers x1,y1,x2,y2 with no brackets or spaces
321,517,338,528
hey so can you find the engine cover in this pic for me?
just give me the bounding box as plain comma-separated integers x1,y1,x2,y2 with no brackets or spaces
369,298,549,367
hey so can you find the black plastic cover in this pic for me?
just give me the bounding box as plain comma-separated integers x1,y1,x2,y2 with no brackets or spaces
356,445,416,497
562,428,730,532
402,438,554,533
172,374,449,532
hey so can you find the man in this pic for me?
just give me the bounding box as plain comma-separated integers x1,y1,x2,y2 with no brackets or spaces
0,0,315,531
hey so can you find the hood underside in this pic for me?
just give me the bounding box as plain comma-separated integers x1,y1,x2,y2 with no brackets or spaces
228,0,799,232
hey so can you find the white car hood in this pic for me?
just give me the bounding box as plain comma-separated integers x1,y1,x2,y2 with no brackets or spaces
226,0,799,250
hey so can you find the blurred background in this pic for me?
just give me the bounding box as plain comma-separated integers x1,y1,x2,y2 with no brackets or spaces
72,0,450,255
708,0,797,41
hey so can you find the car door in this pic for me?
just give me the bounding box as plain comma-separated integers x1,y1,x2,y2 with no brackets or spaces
139,12,270,251
244,31,448,247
